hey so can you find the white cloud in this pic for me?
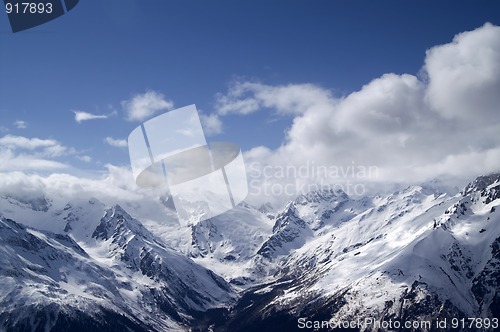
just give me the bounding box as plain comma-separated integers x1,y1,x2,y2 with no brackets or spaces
215,82,332,116
0,148,68,172
0,134,73,172
73,111,110,123
0,25,497,210
122,91,174,122
200,113,223,136
0,166,178,228
77,155,92,163
0,167,143,209
216,23,500,205
14,120,27,129
105,137,128,148
0,135,60,150
425,23,500,123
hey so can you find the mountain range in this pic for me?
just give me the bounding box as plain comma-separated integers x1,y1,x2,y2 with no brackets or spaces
0,173,499,331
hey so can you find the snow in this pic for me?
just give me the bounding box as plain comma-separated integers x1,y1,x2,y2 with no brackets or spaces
1,173,499,329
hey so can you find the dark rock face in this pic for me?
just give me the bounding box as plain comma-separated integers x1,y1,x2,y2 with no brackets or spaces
192,281,472,332
0,205,234,331
472,236,500,318
91,205,234,316
0,304,149,332
462,173,500,198
194,174,500,331
257,204,310,259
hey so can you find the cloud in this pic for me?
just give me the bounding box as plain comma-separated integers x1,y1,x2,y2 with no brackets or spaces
215,23,500,205
0,134,73,171
0,151,68,171
73,111,110,123
0,135,60,150
0,167,143,209
77,155,92,163
0,166,178,227
105,137,128,148
215,82,332,116
122,91,174,122
425,23,500,123
14,120,27,129
200,113,223,136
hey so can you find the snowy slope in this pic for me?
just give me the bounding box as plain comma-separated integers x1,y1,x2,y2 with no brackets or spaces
0,215,180,331
212,174,500,331
1,173,500,331
89,205,236,313
0,203,236,331
257,188,371,261
145,202,274,284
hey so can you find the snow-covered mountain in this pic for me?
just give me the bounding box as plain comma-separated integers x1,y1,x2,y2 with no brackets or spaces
257,188,369,261
148,201,274,286
0,173,499,331
212,174,500,331
0,203,235,331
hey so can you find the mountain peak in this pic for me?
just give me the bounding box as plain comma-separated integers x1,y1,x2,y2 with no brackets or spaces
92,205,142,241
462,173,500,197
111,204,127,215
295,187,348,205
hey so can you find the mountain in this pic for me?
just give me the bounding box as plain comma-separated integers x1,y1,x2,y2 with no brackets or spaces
90,205,235,314
151,202,274,285
0,204,236,331
257,188,369,261
0,215,157,331
0,173,499,331
209,174,500,331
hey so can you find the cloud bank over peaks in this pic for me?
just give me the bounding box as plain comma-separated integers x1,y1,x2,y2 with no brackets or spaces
0,165,148,210
215,23,500,204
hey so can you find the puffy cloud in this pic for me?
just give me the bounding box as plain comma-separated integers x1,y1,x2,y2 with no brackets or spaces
0,166,177,227
332,74,426,136
13,120,27,129
425,23,500,123
1,25,498,210
0,135,59,150
105,137,128,148
200,113,223,136
77,155,92,163
122,91,174,122
216,23,500,205
215,81,333,116
73,111,109,123
0,167,143,208
0,135,72,171
0,149,68,171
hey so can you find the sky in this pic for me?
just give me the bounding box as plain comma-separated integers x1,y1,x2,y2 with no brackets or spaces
1,0,500,207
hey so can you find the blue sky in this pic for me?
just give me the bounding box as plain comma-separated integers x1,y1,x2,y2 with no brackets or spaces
1,0,500,187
